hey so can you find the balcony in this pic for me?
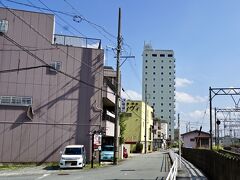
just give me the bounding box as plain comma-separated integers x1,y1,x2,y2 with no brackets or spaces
53,34,101,49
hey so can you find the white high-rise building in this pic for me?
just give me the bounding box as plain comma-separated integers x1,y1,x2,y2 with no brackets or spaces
142,43,176,140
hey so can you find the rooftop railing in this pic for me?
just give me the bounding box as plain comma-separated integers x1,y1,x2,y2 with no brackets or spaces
53,34,101,49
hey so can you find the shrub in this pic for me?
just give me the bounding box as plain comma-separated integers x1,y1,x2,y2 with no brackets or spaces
135,142,143,153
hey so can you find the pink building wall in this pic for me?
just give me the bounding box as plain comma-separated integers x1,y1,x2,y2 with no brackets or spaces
0,7,103,162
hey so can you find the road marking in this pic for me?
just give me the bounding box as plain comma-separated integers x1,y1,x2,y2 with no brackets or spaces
36,174,50,180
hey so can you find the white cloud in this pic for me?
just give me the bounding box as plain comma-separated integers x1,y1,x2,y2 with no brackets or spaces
175,78,193,87
176,91,207,104
121,90,142,100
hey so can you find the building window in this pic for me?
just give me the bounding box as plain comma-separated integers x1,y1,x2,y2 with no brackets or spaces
153,66,156,69
145,72,147,74
145,66,148,68
161,84,163,87
169,84,171,87
161,72,164,75
153,103,155,106
161,116,163,118
153,78,155,81
190,138,195,142
169,66,172,69
153,91,155,93
153,97,155,99
161,109,163,112
169,110,171,112
161,60,164,63
169,97,172,100
161,97,163,99
169,129,171,131
169,103,172,106
161,103,163,106
161,78,163,81
153,72,156,75
168,54,173,57
161,91,163,93
169,91,171,93
145,60,148,63
161,66,163,69
145,78,147,81
152,54,157,57
0,96,32,106
153,84,155,87
160,54,165,57
169,78,171,81
169,72,172,75
146,54,148,56
153,60,156,63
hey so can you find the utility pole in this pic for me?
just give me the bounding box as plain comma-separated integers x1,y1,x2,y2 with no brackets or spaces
214,107,217,146
144,84,147,154
209,87,213,150
113,8,121,165
178,113,181,168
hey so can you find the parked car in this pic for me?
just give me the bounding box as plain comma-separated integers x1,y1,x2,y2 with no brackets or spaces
101,145,114,161
59,145,86,169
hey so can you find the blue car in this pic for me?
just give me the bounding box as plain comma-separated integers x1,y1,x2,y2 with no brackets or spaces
101,145,114,162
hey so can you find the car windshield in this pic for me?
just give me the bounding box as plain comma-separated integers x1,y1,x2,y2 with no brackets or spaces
102,146,114,151
64,148,82,155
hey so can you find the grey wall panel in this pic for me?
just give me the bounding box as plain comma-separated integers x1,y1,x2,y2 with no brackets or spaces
1,124,12,162
19,124,31,162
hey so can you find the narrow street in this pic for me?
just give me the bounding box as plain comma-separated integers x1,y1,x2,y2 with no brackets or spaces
0,151,171,180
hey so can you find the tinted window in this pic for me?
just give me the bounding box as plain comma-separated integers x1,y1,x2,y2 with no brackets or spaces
102,146,114,151
64,148,82,155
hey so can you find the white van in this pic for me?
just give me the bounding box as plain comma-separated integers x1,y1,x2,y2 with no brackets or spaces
59,145,86,169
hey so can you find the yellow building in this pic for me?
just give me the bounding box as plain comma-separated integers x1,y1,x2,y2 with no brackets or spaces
120,100,153,153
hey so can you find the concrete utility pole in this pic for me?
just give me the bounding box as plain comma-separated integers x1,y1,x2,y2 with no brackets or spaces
178,113,181,168
144,84,148,154
113,8,121,165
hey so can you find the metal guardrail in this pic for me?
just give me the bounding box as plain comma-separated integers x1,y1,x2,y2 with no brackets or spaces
53,34,101,49
166,157,178,180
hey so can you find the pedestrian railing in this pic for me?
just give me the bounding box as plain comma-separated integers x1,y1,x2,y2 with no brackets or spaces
166,157,178,180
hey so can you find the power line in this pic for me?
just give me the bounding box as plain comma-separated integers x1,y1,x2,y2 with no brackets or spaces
0,47,57,51
4,0,74,17
0,1,105,79
26,0,77,36
0,32,114,95
37,0,86,37
62,0,116,46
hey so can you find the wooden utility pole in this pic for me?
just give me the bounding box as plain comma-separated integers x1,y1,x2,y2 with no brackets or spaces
113,8,121,165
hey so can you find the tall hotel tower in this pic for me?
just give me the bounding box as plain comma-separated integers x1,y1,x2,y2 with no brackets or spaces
142,43,176,140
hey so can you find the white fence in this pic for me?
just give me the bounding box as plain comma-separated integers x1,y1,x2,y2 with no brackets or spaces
166,156,178,180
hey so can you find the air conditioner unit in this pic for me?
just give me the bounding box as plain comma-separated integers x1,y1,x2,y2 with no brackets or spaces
0,20,8,33
49,61,61,72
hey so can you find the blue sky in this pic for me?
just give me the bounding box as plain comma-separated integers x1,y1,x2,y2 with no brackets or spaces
2,0,240,134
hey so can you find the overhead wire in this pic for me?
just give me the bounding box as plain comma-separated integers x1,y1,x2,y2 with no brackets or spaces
37,0,86,37
0,32,115,95
0,1,107,81
62,0,117,48
4,0,74,17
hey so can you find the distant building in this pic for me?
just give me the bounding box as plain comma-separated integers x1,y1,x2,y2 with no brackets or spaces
121,100,153,153
181,130,210,149
102,66,117,146
153,119,168,149
142,42,176,140
0,7,103,162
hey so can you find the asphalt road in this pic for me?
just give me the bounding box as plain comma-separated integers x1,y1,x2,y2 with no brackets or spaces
0,151,171,180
